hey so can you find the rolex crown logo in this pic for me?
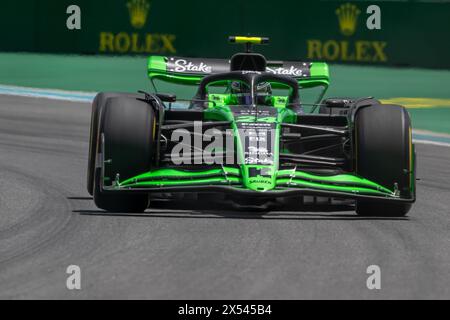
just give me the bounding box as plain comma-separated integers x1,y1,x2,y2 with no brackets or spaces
127,0,151,29
336,3,360,36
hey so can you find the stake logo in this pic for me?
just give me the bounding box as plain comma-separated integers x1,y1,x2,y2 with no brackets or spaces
172,59,212,73
127,0,151,29
266,66,304,77
336,3,361,36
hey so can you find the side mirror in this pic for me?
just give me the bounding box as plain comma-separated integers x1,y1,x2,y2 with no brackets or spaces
156,93,176,103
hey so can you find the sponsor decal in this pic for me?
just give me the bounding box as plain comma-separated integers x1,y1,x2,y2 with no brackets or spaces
237,122,276,165
170,59,212,73
166,57,230,74
248,178,272,185
266,65,308,77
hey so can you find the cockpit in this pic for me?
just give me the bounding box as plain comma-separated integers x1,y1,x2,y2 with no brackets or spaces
190,71,303,113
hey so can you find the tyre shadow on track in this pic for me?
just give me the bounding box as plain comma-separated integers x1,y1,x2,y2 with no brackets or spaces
72,198,409,221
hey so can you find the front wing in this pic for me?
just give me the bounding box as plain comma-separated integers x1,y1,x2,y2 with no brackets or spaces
100,166,415,203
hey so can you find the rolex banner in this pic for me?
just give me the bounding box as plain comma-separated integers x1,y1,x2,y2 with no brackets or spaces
0,0,449,68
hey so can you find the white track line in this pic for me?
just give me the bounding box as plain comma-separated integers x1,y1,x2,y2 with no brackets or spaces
413,139,450,148
0,84,95,103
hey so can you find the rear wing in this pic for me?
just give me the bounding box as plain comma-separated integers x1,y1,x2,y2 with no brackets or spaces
147,56,330,88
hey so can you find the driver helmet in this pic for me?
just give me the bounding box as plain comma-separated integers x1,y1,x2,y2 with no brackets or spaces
230,81,272,105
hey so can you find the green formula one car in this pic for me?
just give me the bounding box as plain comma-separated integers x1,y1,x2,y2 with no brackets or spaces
87,36,416,216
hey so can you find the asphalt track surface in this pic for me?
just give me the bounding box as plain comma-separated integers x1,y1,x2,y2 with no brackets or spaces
0,95,449,299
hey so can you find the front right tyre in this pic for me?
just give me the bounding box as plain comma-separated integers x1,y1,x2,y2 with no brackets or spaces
93,97,156,213
87,92,141,196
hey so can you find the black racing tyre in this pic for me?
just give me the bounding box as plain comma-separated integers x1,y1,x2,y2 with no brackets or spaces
87,92,141,196
354,104,414,217
93,97,156,213
319,97,380,115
